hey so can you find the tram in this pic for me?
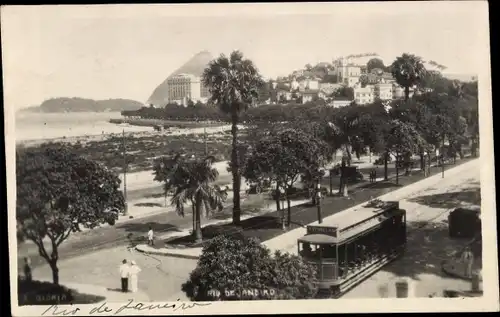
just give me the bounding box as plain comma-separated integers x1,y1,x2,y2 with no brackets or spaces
297,201,406,298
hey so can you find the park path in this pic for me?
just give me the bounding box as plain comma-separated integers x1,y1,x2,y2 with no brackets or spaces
24,159,480,302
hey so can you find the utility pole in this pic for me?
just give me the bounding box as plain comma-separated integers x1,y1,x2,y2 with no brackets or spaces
204,126,208,156
123,129,128,216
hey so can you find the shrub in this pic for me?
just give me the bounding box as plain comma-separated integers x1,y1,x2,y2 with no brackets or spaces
182,235,318,301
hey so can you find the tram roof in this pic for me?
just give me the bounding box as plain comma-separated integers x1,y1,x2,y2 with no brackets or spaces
313,201,399,231
298,234,337,244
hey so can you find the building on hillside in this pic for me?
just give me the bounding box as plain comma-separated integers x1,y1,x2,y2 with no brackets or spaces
354,85,375,105
379,72,395,84
392,85,415,99
301,89,319,104
277,89,293,102
290,77,300,91
167,73,209,105
346,75,360,87
319,83,342,96
374,83,393,100
330,98,353,108
298,78,319,92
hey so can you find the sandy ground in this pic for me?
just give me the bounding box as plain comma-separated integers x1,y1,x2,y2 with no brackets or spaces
17,124,237,147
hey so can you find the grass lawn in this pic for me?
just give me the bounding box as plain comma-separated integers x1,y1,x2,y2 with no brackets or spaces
18,278,105,306
163,156,476,248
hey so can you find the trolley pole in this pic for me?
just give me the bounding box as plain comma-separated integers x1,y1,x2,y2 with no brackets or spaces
123,129,128,216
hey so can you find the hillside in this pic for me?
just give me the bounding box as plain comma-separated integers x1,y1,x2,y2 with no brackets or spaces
24,97,144,113
147,50,214,106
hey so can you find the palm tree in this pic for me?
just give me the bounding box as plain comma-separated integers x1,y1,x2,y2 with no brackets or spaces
202,51,264,225
391,53,427,101
152,154,183,207
170,156,228,243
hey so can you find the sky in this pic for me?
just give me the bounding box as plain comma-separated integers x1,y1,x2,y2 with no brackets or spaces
1,2,489,109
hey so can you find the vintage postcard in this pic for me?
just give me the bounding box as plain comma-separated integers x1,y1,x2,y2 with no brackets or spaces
2,1,498,316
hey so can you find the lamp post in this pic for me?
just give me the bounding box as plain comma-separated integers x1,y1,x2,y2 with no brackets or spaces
316,182,323,224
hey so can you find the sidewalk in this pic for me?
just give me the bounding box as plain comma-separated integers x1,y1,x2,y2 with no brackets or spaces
136,158,477,259
135,198,311,260
263,158,477,254
33,278,151,303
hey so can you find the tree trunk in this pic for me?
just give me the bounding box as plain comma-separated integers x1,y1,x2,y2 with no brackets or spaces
230,112,241,225
395,152,399,185
419,151,425,171
194,197,203,243
191,204,196,237
404,86,410,101
346,146,352,166
384,151,389,180
275,182,281,211
50,261,59,285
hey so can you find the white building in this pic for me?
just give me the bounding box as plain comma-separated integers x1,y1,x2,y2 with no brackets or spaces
330,99,352,108
167,73,209,105
374,83,393,100
298,78,319,92
354,85,375,105
290,78,300,91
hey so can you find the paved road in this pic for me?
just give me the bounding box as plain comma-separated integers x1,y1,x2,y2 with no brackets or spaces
25,159,478,302
16,159,419,269
342,160,481,298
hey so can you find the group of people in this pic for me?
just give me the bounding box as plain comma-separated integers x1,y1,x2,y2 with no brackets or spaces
119,259,142,293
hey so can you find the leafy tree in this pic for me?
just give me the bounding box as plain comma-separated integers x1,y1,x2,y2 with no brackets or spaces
202,51,265,225
16,144,125,285
391,53,427,100
152,154,183,207
170,156,228,242
367,58,386,73
243,128,327,227
182,235,318,301
359,74,369,88
334,87,355,100
385,119,425,182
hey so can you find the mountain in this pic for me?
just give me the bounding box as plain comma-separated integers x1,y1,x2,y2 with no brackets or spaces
147,51,214,106
22,97,144,113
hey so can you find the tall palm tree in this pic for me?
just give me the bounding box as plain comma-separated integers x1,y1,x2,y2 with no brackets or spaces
170,156,227,243
391,53,427,101
202,51,264,225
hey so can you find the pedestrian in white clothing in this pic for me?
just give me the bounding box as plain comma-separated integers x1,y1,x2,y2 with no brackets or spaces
147,226,154,246
128,261,142,293
119,259,129,292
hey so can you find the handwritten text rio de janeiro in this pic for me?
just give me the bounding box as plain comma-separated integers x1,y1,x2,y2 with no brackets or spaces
41,299,211,316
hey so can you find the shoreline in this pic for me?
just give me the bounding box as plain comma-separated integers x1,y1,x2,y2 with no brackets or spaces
16,123,238,148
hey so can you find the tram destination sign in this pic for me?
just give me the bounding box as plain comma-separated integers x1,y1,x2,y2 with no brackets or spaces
307,225,338,237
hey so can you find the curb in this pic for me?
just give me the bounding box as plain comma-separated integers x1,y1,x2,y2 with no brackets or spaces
135,245,200,260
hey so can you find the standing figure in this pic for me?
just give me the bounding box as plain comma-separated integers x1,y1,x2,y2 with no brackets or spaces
461,246,474,278
147,226,154,246
119,259,129,292
24,257,32,282
128,261,142,293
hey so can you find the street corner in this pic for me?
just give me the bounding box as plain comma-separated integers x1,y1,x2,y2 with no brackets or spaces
135,244,201,260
